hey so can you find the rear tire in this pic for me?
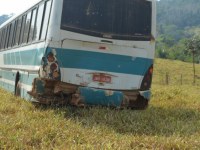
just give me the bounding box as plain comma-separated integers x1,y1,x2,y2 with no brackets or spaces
129,95,149,110
15,82,21,96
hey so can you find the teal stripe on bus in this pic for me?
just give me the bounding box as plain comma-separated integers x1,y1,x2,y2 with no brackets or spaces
1,70,37,86
49,48,153,76
0,80,32,100
3,48,45,65
0,69,37,100
3,47,153,76
0,81,15,93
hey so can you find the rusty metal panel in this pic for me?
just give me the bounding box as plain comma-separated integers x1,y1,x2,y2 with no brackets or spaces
78,87,124,107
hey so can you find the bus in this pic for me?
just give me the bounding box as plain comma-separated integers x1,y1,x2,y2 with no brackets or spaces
0,0,156,109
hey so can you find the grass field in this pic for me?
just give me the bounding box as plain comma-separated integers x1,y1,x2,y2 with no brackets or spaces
1,59,200,149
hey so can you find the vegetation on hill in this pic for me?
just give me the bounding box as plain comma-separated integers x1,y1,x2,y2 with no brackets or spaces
157,0,200,28
156,0,200,63
1,58,200,149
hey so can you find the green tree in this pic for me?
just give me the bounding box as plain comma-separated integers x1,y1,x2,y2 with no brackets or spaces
185,36,200,84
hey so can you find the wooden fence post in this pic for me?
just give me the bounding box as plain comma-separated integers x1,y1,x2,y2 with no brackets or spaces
166,72,169,85
180,74,183,85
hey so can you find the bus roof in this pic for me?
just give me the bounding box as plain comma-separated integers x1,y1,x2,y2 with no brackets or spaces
0,0,43,29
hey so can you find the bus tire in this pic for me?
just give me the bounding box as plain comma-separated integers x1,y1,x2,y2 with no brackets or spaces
15,72,21,96
129,95,149,110
15,82,21,96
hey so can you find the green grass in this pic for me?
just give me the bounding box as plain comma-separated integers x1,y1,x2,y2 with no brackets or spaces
1,58,200,149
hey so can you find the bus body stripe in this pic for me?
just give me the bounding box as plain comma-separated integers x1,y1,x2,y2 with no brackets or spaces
54,48,153,76
3,48,44,66
3,48,153,76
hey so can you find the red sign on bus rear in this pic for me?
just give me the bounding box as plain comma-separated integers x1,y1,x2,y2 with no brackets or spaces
93,74,111,83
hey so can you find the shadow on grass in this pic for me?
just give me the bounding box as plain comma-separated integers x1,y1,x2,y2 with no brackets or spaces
36,104,200,137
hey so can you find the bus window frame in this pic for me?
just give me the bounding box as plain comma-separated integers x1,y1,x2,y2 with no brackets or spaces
8,21,16,48
14,17,22,47
0,0,53,51
11,20,18,47
0,28,5,50
0,30,2,50
28,8,37,43
5,25,11,49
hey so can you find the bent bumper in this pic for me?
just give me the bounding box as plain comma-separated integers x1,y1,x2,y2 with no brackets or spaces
78,87,151,109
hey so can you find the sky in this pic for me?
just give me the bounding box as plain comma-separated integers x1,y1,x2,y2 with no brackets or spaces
0,0,41,16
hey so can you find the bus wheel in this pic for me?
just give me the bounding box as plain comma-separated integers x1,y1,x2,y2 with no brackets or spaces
15,72,21,96
15,82,21,96
129,95,149,110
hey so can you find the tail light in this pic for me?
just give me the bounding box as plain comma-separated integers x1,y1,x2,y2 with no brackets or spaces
140,65,153,91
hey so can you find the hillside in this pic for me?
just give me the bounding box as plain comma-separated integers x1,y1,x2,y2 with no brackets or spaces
157,0,200,28
157,0,200,37
1,58,200,149
156,0,200,63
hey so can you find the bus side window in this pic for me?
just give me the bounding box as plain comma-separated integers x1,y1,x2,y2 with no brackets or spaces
34,3,44,41
0,30,2,50
12,20,18,47
40,0,51,41
2,29,5,49
5,25,11,49
19,15,27,45
3,26,8,49
2,27,7,49
8,22,15,48
22,11,32,44
3,26,7,49
15,18,22,46
28,8,37,43
0,28,5,50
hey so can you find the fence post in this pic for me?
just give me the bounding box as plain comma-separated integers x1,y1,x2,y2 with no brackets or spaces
166,72,169,85
181,74,183,85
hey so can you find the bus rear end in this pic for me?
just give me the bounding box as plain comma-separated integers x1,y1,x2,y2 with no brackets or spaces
30,0,156,109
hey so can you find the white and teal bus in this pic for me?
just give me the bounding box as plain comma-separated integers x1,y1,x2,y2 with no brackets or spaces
0,0,156,109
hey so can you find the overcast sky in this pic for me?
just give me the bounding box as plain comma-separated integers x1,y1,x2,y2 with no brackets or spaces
0,0,41,16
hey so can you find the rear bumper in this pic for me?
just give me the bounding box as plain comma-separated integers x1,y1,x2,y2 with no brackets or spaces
78,87,124,107
28,78,150,109
78,87,151,109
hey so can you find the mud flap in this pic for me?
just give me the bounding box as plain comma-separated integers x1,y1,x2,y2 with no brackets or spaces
78,87,124,107
139,90,151,100
128,90,151,109
34,78,46,95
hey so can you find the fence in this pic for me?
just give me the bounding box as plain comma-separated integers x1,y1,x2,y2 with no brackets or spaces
152,72,200,86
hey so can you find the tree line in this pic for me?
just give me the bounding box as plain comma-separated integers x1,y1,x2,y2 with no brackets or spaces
156,0,200,63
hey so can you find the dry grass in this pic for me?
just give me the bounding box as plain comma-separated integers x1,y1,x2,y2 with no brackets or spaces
1,58,200,149
153,58,200,85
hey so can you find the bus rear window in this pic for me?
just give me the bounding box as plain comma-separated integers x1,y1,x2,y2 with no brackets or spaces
61,0,152,41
